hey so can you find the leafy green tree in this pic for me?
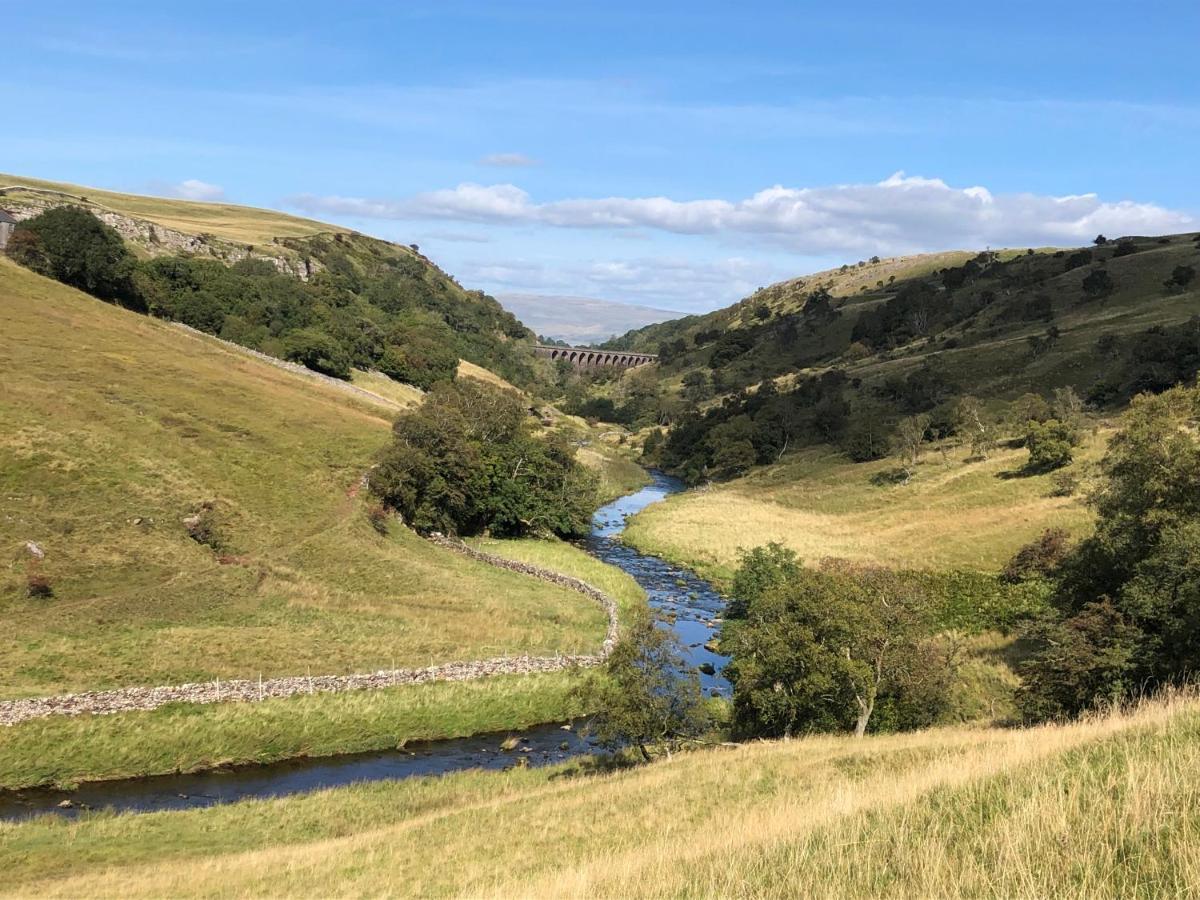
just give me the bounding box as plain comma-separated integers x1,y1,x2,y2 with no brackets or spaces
1025,419,1075,472
712,439,756,480
577,615,711,761
1081,268,1114,299
1020,383,1200,719
1165,265,1195,290
371,379,597,537
727,542,801,619
8,206,142,309
724,561,948,738
283,328,353,379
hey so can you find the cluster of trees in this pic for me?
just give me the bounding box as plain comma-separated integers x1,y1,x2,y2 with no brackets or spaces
1089,317,1200,405
1017,381,1200,720
369,379,597,538
721,544,953,738
8,206,538,391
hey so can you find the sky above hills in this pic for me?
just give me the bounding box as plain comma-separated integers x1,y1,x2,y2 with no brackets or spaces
6,1,1199,312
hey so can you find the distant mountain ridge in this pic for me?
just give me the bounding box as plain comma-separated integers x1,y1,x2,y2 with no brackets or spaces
497,292,675,345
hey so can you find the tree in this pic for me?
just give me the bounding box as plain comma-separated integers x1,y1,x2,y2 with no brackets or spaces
712,439,756,480
727,542,801,619
1081,268,1114,299
1020,383,1200,719
890,413,931,479
1002,528,1072,583
724,561,948,738
577,615,711,761
8,206,142,309
957,396,997,459
1094,234,1109,246
681,370,712,405
1025,419,1075,471
1165,265,1195,290
371,379,597,537
283,328,352,379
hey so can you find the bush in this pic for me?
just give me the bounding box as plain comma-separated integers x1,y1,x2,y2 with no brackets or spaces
183,503,225,552
367,504,391,535
26,572,53,599
1002,528,1072,584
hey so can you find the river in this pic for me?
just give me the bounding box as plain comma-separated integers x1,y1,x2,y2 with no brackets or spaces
0,472,729,821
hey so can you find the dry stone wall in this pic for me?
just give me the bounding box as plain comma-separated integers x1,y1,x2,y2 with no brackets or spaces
0,538,620,726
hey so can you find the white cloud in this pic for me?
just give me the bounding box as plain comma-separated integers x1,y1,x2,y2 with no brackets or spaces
169,179,226,202
478,152,540,167
457,255,787,312
289,173,1195,256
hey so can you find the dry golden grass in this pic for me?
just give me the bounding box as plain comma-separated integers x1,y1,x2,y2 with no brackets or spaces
6,693,1197,898
0,173,342,245
625,436,1103,583
457,358,523,392
348,368,424,408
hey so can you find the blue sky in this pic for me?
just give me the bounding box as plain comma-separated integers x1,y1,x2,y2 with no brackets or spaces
6,1,1198,312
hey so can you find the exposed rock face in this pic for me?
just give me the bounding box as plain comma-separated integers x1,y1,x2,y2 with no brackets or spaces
0,536,621,726
0,193,322,281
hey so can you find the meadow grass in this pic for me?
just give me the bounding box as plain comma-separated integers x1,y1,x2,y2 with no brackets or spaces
4,692,1196,897
347,368,424,407
624,435,1104,586
0,261,610,697
0,672,585,790
467,535,646,618
0,173,343,245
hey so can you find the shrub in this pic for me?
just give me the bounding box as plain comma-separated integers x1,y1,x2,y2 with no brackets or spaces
183,503,225,552
1049,469,1080,497
26,572,54,599
1002,528,1072,583
367,504,391,535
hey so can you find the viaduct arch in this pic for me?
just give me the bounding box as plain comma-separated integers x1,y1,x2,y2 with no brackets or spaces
533,344,658,371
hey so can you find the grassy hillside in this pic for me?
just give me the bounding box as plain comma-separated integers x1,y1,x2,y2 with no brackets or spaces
625,433,1104,585
0,173,341,245
4,693,1196,897
0,259,611,700
605,249,1009,353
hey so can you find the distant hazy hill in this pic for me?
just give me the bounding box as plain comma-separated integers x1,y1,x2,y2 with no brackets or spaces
497,293,675,345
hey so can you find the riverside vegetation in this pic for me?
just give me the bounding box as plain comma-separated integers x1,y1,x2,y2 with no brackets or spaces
0,243,642,788
4,176,1200,897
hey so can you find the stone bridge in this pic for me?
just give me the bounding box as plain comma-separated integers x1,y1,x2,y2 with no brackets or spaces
534,345,658,371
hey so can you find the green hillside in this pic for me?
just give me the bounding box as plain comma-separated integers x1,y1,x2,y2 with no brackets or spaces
0,259,608,700
0,175,548,392
4,693,1195,897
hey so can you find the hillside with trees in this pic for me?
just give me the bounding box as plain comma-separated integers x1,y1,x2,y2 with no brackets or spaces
2,182,548,394
593,233,1200,483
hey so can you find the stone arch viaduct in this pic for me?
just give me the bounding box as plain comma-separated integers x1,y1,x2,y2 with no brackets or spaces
533,345,658,371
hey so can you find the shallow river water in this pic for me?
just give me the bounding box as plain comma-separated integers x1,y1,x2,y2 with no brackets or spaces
0,471,728,821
